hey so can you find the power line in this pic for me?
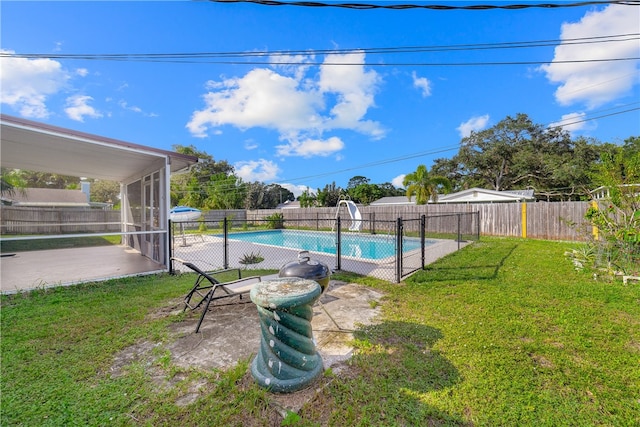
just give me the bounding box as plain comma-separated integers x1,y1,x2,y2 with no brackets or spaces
7,33,637,59
4,33,638,66
210,0,640,11
171,103,639,195
549,106,640,129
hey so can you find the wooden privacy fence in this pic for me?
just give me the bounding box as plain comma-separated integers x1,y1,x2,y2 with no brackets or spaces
248,201,594,241
1,202,594,241
0,206,121,234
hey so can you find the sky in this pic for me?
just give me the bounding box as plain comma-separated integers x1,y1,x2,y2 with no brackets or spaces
1,1,639,197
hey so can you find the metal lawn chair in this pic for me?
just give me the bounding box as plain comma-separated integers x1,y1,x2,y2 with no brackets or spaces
171,257,262,333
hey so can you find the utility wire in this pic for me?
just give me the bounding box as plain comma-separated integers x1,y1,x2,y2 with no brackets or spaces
171,103,639,194
4,34,638,66
210,0,640,11
7,33,637,59
549,106,640,129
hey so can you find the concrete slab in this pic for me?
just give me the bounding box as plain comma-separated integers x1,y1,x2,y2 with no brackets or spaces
163,279,383,374
0,245,164,294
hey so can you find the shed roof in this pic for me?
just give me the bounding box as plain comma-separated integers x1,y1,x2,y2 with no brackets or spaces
276,200,301,209
5,188,90,208
1,114,199,182
437,188,535,203
369,196,416,206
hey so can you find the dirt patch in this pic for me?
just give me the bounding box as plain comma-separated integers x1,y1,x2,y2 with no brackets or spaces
146,297,184,320
530,353,554,369
109,340,159,378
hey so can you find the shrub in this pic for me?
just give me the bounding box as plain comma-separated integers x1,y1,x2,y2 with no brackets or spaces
265,213,284,229
239,251,264,265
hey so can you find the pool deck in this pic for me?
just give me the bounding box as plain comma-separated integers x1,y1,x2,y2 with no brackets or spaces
171,234,468,282
1,233,468,294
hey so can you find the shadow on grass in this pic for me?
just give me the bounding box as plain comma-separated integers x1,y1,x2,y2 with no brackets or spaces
315,320,469,425
409,241,519,283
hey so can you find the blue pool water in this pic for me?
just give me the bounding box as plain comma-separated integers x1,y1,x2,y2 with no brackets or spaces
222,229,431,261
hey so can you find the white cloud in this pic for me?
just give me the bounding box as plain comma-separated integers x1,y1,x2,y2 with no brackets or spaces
187,51,384,157
187,68,322,137
548,111,595,136
269,53,315,80
412,71,432,97
244,139,259,150
318,51,383,137
75,68,89,77
64,95,102,122
457,114,490,138
276,136,344,158
540,5,640,109
234,159,280,182
118,99,157,117
0,49,70,118
392,174,406,189
278,183,312,198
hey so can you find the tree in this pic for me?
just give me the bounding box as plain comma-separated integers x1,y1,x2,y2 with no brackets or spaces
431,157,466,192
316,182,342,207
243,183,292,209
266,184,294,206
1,168,27,198
19,171,79,189
436,113,611,200
298,188,317,208
170,145,242,209
458,113,539,191
346,176,369,190
403,164,451,205
378,182,404,197
584,142,640,275
244,182,268,210
350,183,383,205
90,180,120,205
204,173,245,209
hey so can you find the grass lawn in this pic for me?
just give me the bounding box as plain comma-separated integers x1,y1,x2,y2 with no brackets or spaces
1,237,639,426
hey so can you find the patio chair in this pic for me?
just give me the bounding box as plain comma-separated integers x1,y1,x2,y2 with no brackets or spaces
171,257,262,333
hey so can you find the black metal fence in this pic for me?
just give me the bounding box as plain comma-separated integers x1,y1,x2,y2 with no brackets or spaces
169,211,479,283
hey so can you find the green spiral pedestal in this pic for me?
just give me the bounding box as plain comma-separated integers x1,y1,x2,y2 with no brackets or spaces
250,277,323,393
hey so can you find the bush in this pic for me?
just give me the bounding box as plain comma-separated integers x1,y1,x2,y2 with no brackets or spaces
265,213,284,229
239,251,264,266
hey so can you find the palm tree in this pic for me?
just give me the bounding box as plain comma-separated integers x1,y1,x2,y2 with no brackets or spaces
0,168,27,200
403,164,451,205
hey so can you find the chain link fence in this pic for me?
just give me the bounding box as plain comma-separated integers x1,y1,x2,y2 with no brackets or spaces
170,211,479,283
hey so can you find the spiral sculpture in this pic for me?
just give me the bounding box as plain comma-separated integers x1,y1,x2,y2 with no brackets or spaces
250,277,324,393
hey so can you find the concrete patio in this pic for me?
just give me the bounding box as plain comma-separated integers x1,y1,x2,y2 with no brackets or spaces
109,277,384,412
0,245,164,294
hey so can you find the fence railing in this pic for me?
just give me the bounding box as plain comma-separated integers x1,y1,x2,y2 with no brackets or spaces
0,206,120,234
169,212,480,283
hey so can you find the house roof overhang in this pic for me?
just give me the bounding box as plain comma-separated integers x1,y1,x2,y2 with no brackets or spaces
1,114,199,182
437,187,532,203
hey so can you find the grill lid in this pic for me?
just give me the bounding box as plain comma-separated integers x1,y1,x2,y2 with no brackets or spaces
278,251,330,292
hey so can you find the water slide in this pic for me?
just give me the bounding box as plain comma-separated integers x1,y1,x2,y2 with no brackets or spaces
344,200,362,231
333,199,362,232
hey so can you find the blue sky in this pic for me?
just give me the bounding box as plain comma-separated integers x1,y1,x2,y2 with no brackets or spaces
1,1,639,196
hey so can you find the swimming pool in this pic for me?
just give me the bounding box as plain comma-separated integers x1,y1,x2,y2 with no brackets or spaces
222,229,432,261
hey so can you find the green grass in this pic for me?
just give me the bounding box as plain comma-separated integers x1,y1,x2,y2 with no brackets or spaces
1,235,122,252
2,238,639,426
